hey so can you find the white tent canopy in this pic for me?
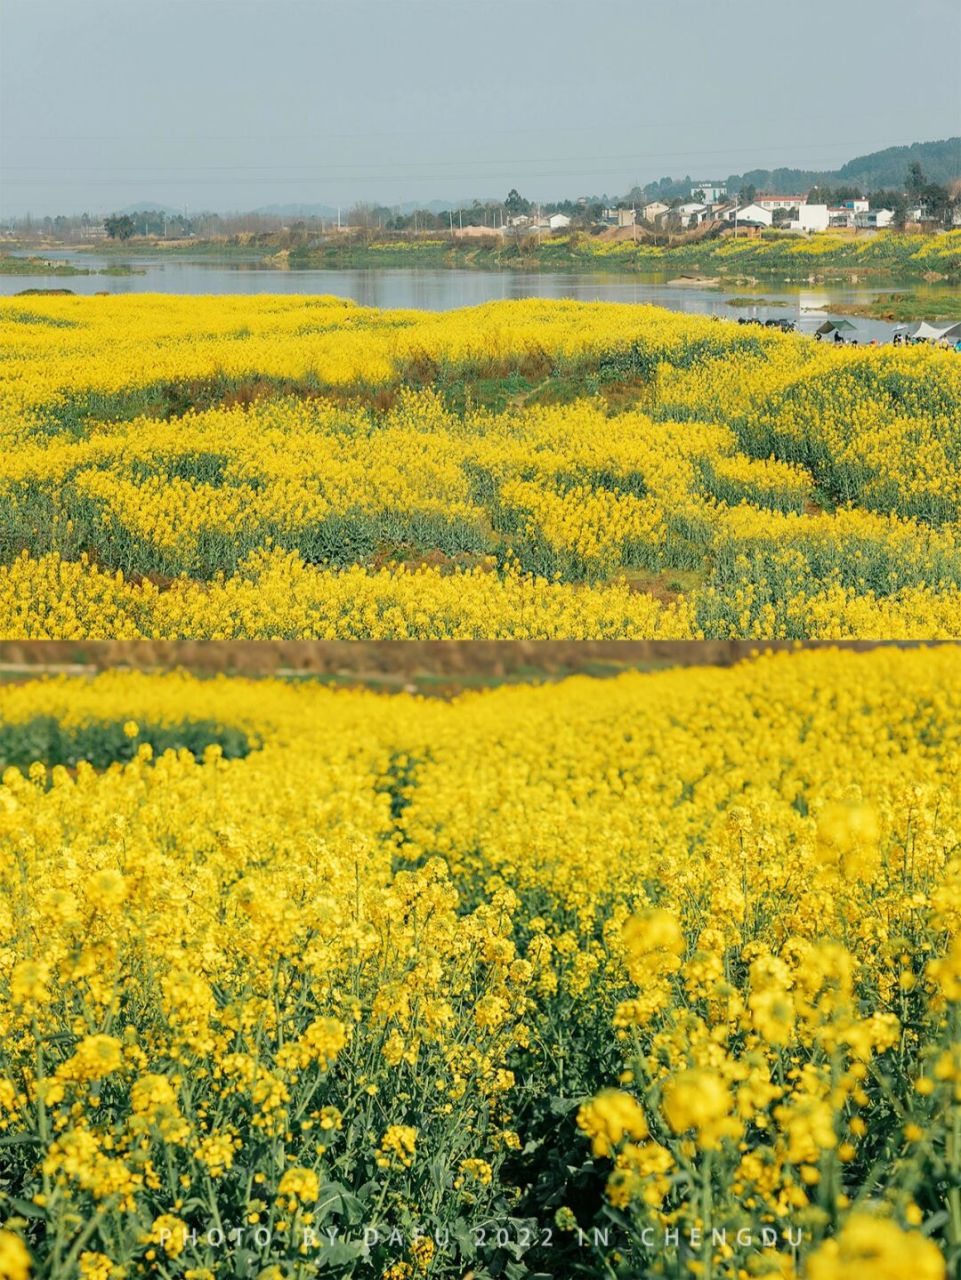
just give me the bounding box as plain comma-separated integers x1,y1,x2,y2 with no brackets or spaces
907,321,961,341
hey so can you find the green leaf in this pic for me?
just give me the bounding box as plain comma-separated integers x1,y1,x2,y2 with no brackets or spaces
549,1095,583,1115
7,1197,47,1219
313,1181,365,1225
313,1239,367,1268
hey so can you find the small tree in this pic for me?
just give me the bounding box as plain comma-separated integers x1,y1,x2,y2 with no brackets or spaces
104,214,135,241
921,181,952,225
906,162,926,201
504,189,531,219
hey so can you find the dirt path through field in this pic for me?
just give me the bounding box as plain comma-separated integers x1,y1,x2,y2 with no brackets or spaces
0,640,909,691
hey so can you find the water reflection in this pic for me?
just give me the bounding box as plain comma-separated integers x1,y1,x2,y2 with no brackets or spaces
3,250,953,343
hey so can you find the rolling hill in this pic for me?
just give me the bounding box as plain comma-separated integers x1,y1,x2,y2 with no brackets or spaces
644,137,961,201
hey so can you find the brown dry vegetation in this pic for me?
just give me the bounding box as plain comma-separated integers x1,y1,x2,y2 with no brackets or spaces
0,640,911,688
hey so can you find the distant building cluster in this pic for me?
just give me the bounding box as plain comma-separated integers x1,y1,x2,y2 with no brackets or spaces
453,211,572,238
715,195,897,232
597,183,907,235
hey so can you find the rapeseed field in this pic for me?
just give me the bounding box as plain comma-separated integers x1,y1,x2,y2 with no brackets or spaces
2,295,960,639
0,645,959,1276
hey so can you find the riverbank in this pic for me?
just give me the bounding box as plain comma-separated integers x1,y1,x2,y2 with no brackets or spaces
0,254,92,276
284,229,961,281
827,289,961,322
8,228,961,281
0,255,145,278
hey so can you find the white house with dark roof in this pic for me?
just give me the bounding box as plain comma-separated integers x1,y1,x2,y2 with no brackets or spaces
717,202,773,227
674,201,710,227
854,208,896,229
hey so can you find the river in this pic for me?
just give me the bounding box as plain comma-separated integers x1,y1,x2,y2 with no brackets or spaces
1,248,948,343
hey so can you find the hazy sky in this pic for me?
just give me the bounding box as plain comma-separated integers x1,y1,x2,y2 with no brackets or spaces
2,0,959,215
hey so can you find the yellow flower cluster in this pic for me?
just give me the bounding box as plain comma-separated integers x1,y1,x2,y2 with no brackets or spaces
0,646,960,1274
0,547,693,639
2,295,959,638
563,229,961,271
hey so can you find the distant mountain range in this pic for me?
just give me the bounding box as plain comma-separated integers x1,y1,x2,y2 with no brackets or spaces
116,201,185,216
644,138,961,202
250,200,456,217
250,203,339,218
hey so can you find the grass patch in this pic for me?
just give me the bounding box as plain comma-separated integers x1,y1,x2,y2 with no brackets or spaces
0,716,256,772
0,255,91,277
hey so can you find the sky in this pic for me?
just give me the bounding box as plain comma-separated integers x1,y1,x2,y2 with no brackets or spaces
1,0,959,216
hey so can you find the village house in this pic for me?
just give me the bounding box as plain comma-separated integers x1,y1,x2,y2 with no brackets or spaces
754,194,807,212
604,207,637,228
640,201,669,223
690,181,727,204
674,201,710,228
788,203,830,232
824,199,869,229
717,202,773,227
854,208,896,229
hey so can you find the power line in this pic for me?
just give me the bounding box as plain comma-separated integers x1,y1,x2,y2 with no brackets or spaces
0,137,928,191
3,147,917,177
3,115,918,145
0,137,925,172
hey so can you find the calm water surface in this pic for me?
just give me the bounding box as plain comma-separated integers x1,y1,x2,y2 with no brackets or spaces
3,249,953,344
